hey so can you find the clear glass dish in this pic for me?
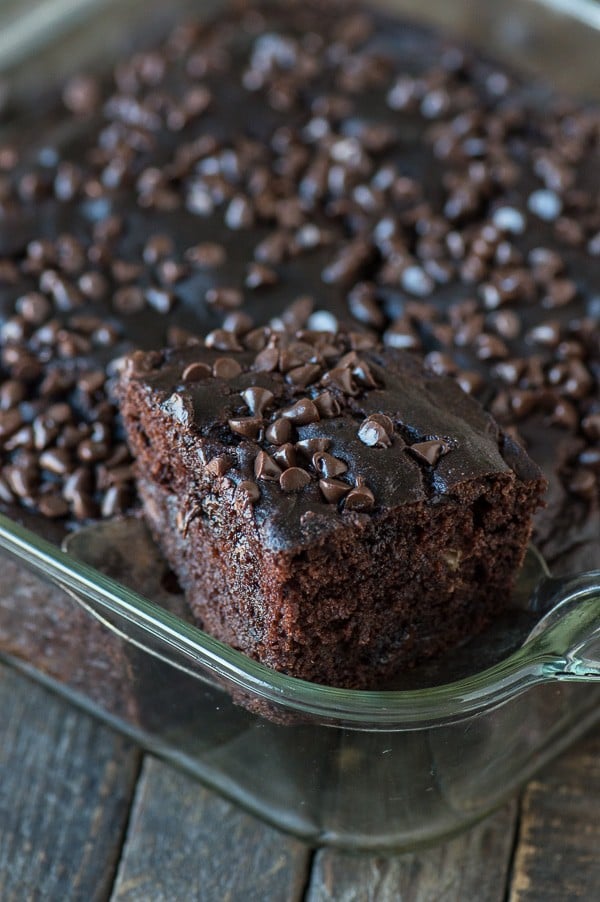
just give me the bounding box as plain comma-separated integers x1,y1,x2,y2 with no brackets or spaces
0,0,599,852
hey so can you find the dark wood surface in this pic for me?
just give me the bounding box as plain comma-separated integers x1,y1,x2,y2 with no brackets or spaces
0,661,598,902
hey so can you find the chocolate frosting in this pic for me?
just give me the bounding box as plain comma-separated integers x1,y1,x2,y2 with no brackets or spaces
122,333,543,551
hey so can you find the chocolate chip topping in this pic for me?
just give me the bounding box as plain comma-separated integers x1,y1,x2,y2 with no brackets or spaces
312,451,347,479
408,440,450,467
319,477,351,504
280,398,320,426
228,417,264,440
279,467,311,492
241,386,274,417
182,361,212,382
265,418,293,445
344,483,375,511
254,450,282,481
358,417,393,448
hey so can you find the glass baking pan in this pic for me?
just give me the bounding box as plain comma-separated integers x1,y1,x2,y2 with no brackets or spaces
0,0,599,852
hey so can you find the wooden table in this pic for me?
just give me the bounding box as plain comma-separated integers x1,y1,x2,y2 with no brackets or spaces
0,660,598,901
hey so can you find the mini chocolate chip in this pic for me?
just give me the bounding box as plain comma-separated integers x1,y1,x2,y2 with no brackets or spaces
488,310,521,340
358,418,392,448
322,367,356,395
543,278,577,309
312,451,347,478
146,287,175,314
280,466,311,492
113,286,145,314
0,380,26,410
206,287,243,310
62,75,100,114
39,448,71,475
212,357,243,379
101,485,130,518
265,418,293,445
237,480,260,503
369,413,394,436
241,386,274,416
254,231,289,264
563,360,593,399
77,439,109,463
281,398,320,425
78,370,106,394
528,189,562,221
161,392,193,427
272,443,296,469
568,469,596,501
352,361,378,388
401,265,434,297
455,370,484,395
582,413,600,441
343,483,374,510
228,417,263,439
63,467,92,501
5,426,33,452
242,327,268,351
214,316,250,344
278,347,307,374
157,260,188,285
254,450,282,481
225,195,254,229
319,478,351,504
16,292,51,324
409,440,449,466
253,347,280,372
296,437,331,457
347,282,385,328
4,464,37,499
143,234,174,264
185,242,227,267
246,263,278,289
314,391,341,418
182,361,212,382
112,260,142,283
206,456,232,477
579,448,600,471
0,408,23,440
205,330,243,352
527,321,561,347
286,363,321,388
550,401,585,431
38,494,70,519
71,490,98,521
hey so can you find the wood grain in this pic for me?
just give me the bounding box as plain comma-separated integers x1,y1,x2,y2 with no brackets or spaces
0,663,140,902
509,726,600,902
306,801,518,902
111,756,311,902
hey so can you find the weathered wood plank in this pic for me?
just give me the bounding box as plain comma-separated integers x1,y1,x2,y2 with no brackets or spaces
0,663,140,902
111,756,311,902
306,801,518,902
509,726,600,902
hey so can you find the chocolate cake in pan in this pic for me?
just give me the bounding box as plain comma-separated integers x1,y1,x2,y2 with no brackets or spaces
119,330,545,687
0,0,597,684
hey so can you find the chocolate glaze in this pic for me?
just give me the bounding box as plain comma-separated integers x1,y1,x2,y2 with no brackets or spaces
120,333,544,552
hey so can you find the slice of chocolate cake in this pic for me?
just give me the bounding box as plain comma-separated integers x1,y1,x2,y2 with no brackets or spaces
119,328,545,688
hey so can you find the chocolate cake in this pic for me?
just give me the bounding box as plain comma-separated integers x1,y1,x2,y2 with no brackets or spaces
0,0,598,687
118,330,545,686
